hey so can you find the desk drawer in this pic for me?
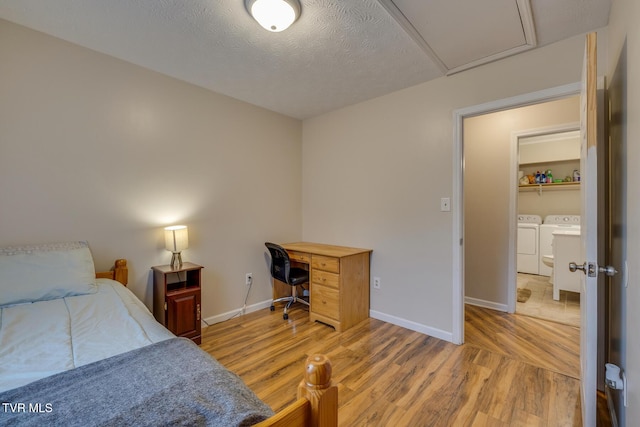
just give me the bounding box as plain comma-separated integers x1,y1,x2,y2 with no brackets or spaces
288,251,311,264
312,255,340,273
311,285,339,320
312,270,339,289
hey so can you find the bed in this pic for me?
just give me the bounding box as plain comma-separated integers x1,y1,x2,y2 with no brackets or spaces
0,242,337,426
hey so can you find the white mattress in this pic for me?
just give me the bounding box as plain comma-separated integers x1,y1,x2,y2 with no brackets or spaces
0,278,175,392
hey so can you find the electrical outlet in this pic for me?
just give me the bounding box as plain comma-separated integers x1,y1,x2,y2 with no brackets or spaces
245,273,253,286
373,277,381,289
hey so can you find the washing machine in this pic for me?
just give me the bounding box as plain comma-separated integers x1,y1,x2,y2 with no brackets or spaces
517,214,542,275
538,215,581,277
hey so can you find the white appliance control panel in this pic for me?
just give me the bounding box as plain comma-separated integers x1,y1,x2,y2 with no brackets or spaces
543,215,581,225
518,214,542,224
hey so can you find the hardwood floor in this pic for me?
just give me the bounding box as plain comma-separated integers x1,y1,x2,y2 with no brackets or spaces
201,304,583,426
465,304,580,379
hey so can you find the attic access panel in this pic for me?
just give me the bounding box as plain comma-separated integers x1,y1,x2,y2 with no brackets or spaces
386,0,537,74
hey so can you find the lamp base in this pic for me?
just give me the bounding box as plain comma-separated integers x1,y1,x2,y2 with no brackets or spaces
170,252,183,268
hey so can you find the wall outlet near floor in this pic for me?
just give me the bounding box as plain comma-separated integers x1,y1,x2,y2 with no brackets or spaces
245,273,253,286
373,277,381,289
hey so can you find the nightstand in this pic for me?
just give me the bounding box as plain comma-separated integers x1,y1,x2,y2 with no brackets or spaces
152,263,203,345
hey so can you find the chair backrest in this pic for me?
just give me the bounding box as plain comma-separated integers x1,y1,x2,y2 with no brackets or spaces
265,242,291,284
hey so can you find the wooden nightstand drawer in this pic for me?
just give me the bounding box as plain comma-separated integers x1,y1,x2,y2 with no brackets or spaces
312,269,339,288
311,285,339,320
288,251,311,264
312,255,340,273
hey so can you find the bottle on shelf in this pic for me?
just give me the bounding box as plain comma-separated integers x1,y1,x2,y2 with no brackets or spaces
546,169,553,183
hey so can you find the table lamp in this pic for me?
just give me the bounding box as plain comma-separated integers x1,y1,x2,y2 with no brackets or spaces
164,225,188,267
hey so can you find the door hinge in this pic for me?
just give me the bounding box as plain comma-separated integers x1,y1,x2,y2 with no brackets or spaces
164,302,167,311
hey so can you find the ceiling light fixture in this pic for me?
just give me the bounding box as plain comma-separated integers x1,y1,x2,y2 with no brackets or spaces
245,0,301,32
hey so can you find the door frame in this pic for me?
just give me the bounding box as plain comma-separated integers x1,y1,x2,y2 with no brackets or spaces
451,82,581,344
507,122,580,313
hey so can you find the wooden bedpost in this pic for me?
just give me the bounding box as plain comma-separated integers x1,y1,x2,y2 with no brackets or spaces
298,354,338,427
96,259,129,286
114,259,128,286
254,354,337,427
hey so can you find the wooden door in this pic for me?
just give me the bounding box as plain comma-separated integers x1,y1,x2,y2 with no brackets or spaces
577,32,599,427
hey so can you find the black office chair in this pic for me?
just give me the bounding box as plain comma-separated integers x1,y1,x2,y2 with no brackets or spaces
265,242,309,320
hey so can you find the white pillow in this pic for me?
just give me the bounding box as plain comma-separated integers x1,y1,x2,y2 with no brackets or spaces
0,241,97,307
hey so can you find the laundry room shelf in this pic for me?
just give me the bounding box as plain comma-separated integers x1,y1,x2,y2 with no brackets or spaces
519,182,580,192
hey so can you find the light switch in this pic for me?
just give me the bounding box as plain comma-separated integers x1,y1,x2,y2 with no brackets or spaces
440,197,451,212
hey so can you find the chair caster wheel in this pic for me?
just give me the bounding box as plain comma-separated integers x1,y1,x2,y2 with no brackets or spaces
283,313,289,320
270,305,275,311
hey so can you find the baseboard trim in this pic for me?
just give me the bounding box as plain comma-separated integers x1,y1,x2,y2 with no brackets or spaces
369,310,453,343
204,302,455,344
202,299,272,326
464,297,508,312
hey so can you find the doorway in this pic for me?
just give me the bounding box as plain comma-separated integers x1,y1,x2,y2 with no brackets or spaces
458,96,584,385
454,35,612,425
451,82,581,344
461,95,581,326
514,125,582,327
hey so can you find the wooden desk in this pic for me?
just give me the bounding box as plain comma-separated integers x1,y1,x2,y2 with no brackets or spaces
275,242,372,332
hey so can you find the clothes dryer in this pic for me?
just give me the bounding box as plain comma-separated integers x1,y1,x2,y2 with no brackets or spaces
517,214,542,275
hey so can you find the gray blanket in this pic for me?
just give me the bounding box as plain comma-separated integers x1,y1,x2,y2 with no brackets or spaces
0,337,274,426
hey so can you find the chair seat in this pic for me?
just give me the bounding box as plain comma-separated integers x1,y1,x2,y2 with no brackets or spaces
289,267,309,286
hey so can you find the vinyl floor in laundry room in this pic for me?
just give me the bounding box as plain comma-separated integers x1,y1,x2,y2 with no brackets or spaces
516,273,581,327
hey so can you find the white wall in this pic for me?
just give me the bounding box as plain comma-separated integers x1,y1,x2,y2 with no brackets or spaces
302,31,606,338
518,189,581,218
607,0,640,420
0,19,303,319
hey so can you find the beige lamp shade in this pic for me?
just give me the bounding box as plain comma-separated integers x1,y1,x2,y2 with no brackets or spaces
164,225,188,266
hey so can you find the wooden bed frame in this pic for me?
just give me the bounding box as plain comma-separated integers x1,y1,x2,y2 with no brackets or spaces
97,259,338,427
95,258,129,286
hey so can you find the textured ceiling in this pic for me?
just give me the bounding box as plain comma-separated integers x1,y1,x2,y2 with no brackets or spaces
0,0,611,119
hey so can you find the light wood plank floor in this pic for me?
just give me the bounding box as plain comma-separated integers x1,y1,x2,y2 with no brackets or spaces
201,304,583,426
465,304,580,379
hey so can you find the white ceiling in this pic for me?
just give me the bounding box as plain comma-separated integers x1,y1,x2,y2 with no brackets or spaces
0,0,611,119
